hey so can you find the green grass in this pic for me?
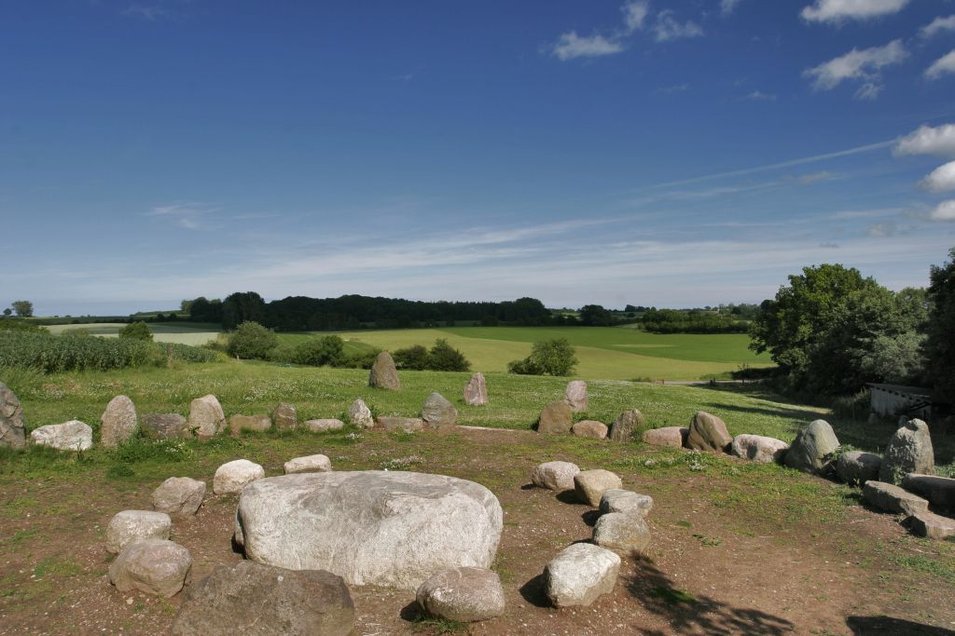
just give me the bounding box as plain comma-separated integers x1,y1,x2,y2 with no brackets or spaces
45,322,221,346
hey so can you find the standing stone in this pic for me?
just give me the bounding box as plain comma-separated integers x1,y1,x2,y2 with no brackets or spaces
609,409,645,443
593,512,651,555
142,413,189,440
100,395,138,449
537,400,573,434
574,469,623,507
730,434,789,464
835,451,882,485
228,415,272,435
545,543,620,608
187,395,226,438
463,373,488,406
152,477,206,516
347,399,374,428
642,427,687,448
421,392,458,428
565,381,588,413
235,471,503,590
106,510,173,554
30,420,93,451
284,454,332,474
784,419,840,474
271,402,298,430
304,419,345,433
368,351,400,390
686,411,732,452
416,567,506,623
170,561,355,636
0,382,25,450
213,459,265,495
572,420,608,439
879,419,935,484
531,461,580,492
109,538,192,598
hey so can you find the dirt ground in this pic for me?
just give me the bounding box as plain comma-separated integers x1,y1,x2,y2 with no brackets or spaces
2,426,955,635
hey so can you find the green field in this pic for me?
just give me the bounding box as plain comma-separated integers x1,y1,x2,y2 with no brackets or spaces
45,323,222,346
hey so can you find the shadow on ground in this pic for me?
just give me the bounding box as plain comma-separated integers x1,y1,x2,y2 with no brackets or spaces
625,556,794,635
846,615,955,635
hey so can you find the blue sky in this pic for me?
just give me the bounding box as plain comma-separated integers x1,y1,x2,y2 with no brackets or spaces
3,0,955,316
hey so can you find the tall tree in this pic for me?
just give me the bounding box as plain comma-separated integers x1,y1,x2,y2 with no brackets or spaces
10,300,33,317
924,248,955,402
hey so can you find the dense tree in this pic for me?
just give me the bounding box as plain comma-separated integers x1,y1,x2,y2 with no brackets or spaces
924,248,955,402
227,321,278,360
428,339,470,372
578,304,614,326
118,321,153,341
508,338,578,376
222,292,267,330
11,300,33,318
293,335,345,367
393,344,430,370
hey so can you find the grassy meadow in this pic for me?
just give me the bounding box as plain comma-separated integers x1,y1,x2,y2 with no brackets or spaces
45,323,222,346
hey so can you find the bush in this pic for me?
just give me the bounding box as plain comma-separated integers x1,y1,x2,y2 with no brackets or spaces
427,339,470,372
293,335,346,367
508,338,577,376
393,344,430,370
118,321,153,341
226,321,278,360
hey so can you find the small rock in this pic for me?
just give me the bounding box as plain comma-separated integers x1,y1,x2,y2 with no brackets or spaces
574,469,623,507
531,461,580,492
609,409,645,443
545,543,620,608
906,511,955,540
109,538,192,598
368,351,400,390
100,395,138,448
599,489,653,517
228,415,272,435
347,399,374,429
642,427,687,448
835,451,882,485
271,402,298,430
686,411,732,452
537,400,573,434
304,418,345,433
730,434,789,464
170,561,355,636
593,512,651,555
376,416,425,433
106,510,173,554
784,419,840,474
880,419,935,484
152,477,206,516
565,381,588,412
213,459,265,495
187,395,225,438
572,420,608,439
0,382,25,450
284,454,332,474
141,413,189,440
416,567,505,623
862,480,930,516
421,392,458,428
30,420,93,451
463,373,488,406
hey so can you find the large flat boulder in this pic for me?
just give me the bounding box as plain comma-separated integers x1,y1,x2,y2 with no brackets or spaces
835,451,882,485
901,474,955,512
642,427,687,448
730,434,789,463
235,471,503,590
906,511,955,541
171,561,355,636
862,481,930,516
530,461,580,492
30,420,93,451
142,413,189,440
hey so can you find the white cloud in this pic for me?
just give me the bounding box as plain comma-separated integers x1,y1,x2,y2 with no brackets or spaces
622,1,650,33
894,124,955,157
920,15,955,39
654,11,704,42
551,31,625,61
146,202,219,230
930,200,955,221
801,0,911,24
745,90,777,101
122,4,170,21
721,0,744,16
803,40,907,95
922,161,955,192
925,50,955,80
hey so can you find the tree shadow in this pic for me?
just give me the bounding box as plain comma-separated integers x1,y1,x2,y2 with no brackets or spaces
846,615,955,635
625,556,794,635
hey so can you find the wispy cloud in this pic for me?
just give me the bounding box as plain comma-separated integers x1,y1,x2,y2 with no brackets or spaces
920,15,955,39
146,202,220,230
653,11,703,42
721,0,744,16
622,1,650,34
894,124,955,158
655,83,690,94
550,32,625,61
925,51,955,81
798,171,837,185
744,90,777,101
921,161,955,192
801,0,911,24
122,3,170,21
930,200,955,221
803,40,907,98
